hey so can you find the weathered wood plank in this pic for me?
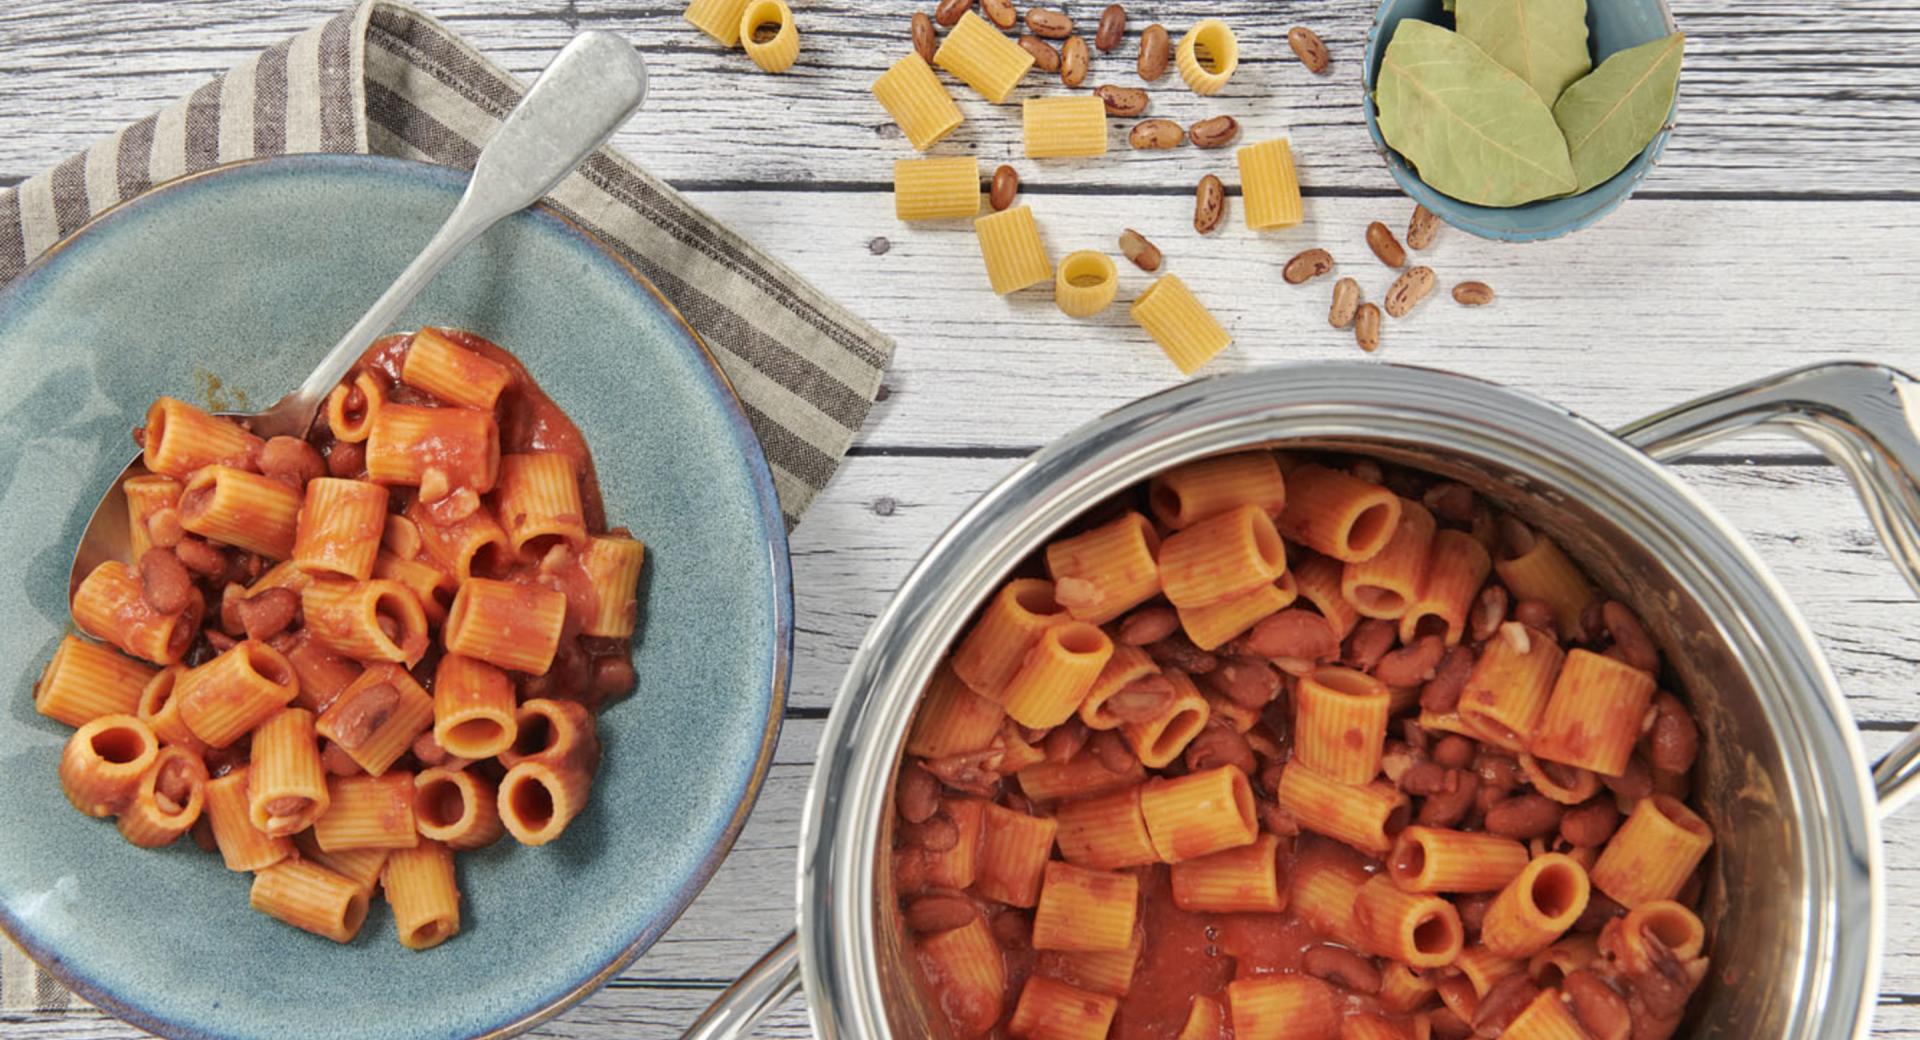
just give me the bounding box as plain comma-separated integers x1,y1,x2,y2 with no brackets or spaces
2,0,1918,195
666,189,1920,454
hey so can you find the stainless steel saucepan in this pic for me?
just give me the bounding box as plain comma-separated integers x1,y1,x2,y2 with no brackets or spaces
686,360,1920,1040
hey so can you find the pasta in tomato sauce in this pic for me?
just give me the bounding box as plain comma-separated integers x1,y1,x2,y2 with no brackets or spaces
36,327,647,949
892,450,1712,1040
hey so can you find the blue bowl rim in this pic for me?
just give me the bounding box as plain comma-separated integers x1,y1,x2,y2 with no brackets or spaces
0,153,795,1040
1360,0,1681,243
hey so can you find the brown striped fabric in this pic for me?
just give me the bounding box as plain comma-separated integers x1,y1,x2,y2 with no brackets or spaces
0,0,892,1013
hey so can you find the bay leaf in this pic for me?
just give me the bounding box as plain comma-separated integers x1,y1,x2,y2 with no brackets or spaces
1374,20,1577,207
1553,32,1685,193
1456,0,1592,106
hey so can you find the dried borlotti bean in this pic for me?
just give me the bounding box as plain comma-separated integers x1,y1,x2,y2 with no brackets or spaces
981,0,1017,29
1188,115,1240,149
1095,84,1150,117
1406,204,1440,250
1283,248,1334,284
933,0,972,28
1288,26,1330,74
1453,280,1496,305
1018,35,1062,73
1385,265,1438,317
1119,228,1163,271
911,13,936,63
1026,7,1072,38
1096,4,1127,52
1194,175,1226,234
1128,118,1184,149
1060,35,1090,87
990,165,1019,211
1138,23,1170,81
1366,221,1407,268
1354,302,1383,352
1328,277,1361,328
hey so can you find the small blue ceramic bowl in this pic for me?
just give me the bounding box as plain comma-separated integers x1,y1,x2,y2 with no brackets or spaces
0,155,792,1040
1362,0,1681,242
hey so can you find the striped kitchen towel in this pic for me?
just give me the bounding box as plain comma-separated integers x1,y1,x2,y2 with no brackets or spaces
0,0,887,1014
0,0,890,534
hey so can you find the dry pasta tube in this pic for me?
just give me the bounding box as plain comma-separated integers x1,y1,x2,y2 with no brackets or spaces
1353,874,1465,968
1140,764,1257,863
1055,250,1119,317
1292,665,1391,784
1401,529,1493,644
1150,452,1287,530
314,772,420,852
1053,784,1158,869
444,577,568,675
1046,511,1163,625
1459,622,1566,752
1494,526,1596,639
178,465,302,560
177,639,299,749
384,840,462,949
1031,860,1139,952
1024,95,1109,159
206,768,293,871
738,0,798,72
915,919,1005,1037
1237,138,1304,230
499,759,593,846
401,328,510,411
1178,573,1297,652
433,653,517,759
415,767,505,850
72,560,201,666
1343,498,1435,619
974,205,1053,295
1009,976,1118,1038
123,474,181,562
1017,754,1144,804
1481,853,1591,958
1277,464,1403,563
1079,643,1160,730
1228,976,1338,1040
1177,19,1239,95
1290,853,1371,948
1158,503,1287,609
893,156,980,222
116,745,207,848
907,664,1005,757
1529,649,1655,777
974,803,1058,907
1292,553,1360,641
1171,831,1286,912
1589,795,1713,908
1121,669,1210,769
1387,825,1530,893
952,578,1068,696
35,635,153,727
141,396,260,477
1130,274,1231,375
1276,760,1409,856
59,714,157,817
247,707,330,836
935,11,1035,103
871,53,962,151
924,795,986,888
251,860,371,944
684,0,752,45
1501,987,1590,1040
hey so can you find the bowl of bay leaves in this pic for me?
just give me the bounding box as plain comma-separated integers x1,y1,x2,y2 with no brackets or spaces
1363,0,1684,241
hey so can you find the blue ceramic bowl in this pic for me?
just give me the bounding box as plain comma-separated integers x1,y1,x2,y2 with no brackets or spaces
0,156,791,1039
1362,0,1681,241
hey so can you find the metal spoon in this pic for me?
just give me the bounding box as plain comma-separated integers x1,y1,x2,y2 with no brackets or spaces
69,30,648,596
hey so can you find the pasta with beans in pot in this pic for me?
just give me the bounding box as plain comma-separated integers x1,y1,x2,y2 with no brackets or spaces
892,450,1712,1040
35,327,646,950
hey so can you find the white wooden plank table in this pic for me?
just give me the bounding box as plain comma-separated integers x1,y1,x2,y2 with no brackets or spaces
3,0,1917,1036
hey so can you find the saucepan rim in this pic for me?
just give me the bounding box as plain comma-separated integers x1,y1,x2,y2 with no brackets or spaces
798,360,1884,1040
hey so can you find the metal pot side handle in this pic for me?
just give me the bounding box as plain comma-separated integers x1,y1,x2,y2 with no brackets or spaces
679,930,802,1040
1618,361,1920,818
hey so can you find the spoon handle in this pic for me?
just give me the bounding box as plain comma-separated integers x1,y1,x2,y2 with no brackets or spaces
278,30,648,434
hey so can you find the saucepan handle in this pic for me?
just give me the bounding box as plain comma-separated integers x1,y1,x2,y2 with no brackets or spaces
1617,361,1920,817
680,930,802,1040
